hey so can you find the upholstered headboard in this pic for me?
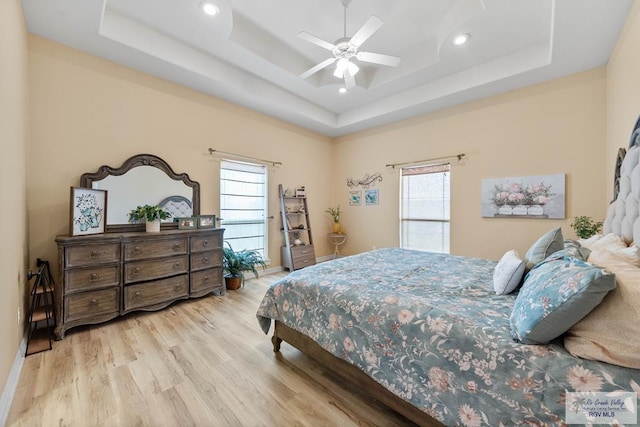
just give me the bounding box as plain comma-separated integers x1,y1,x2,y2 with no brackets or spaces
159,195,193,220
603,116,640,246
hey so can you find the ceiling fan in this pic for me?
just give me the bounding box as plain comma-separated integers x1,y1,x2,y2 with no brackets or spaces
298,0,401,91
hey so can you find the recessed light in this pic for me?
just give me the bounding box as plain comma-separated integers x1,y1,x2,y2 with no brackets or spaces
453,33,470,46
338,87,347,94
201,2,220,16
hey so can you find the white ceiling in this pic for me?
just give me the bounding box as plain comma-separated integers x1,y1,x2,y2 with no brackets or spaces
21,0,634,137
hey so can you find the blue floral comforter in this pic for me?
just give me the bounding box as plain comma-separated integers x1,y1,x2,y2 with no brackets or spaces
256,248,640,426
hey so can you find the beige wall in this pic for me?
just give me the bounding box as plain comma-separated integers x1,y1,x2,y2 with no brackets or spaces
607,0,640,199
334,69,608,260
3,0,637,406
27,36,333,277
0,0,29,402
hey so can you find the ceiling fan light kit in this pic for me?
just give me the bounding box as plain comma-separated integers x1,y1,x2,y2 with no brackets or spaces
298,0,401,91
333,58,360,78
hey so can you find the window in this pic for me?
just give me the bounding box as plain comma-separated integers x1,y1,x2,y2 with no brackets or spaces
220,159,269,261
400,163,450,253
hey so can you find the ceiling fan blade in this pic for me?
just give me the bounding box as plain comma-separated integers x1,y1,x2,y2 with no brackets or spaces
297,31,337,51
356,51,401,67
299,57,337,79
350,16,383,47
344,69,356,90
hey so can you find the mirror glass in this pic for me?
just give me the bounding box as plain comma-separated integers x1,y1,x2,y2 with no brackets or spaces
92,166,193,224
80,154,200,232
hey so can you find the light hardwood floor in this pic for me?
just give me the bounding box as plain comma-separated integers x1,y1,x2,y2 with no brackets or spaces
7,272,415,426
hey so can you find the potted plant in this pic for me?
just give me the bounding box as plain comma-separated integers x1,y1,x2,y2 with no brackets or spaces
325,205,342,234
570,216,603,239
222,242,266,290
128,204,172,232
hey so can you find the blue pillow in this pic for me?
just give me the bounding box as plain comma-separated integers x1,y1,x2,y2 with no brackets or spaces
542,246,591,263
510,256,615,344
523,227,564,270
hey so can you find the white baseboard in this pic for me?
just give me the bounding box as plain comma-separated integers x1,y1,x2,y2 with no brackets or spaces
0,337,26,427
262,256,334,276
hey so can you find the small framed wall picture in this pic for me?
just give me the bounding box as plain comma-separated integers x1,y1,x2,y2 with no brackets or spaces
70,187,107,236
349,190,361,206
177,217,197,229
197,215,216,229
365,189,379,205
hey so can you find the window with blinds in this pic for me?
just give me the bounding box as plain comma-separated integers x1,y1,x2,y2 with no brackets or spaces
400,163,450,253
220,159,269,261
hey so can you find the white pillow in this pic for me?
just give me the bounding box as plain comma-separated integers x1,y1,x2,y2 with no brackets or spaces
493,250,525,295
589,233,640,266
577,234,603,249
564,249,640,368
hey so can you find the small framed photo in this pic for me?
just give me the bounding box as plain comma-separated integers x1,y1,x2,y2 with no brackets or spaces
349,190,361,206
197,215,216,229
296,187,306,197
365,189,379,205
70,187,107,236
177,217,197,230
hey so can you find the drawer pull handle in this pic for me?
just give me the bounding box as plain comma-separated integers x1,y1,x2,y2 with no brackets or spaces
202,240,209,247
90,251,99,259
203,277,210,284
132,267,141,276
174,263,181,270
202,257,209,264
134,246,142,255
89,273,99,282
89,298,99,307
174,284,182,291
134,291,142,300
172,244,180,251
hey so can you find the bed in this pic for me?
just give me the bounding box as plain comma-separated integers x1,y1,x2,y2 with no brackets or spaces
257,120,640,426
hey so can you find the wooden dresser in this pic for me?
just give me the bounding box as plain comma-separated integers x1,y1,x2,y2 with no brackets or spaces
54,228,223,339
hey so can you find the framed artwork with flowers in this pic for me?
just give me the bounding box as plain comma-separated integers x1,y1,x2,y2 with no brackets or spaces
481,174,565,219
70,187,107,236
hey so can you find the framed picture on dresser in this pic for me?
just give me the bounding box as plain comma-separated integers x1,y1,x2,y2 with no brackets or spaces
197,215,216,229
69,187,107,236
177,217,197,229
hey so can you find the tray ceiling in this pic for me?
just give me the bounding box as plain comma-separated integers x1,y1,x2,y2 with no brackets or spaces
22,0,634,136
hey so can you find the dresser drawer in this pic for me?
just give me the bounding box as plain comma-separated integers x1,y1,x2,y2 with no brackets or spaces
291,245,316,270
191,267,223,293
191,233,222,253
124,237,188,261
291,244,314,258
64,288,120,322
124,255,188,284
124,275,189,311
65,265,120,293
190,249,222,272
65,243,120,268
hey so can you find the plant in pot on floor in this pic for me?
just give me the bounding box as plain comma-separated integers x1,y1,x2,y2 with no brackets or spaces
128,204,172,232
222,242,266,290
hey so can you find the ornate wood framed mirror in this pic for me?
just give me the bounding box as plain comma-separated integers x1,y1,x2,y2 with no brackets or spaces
80,154,201,232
